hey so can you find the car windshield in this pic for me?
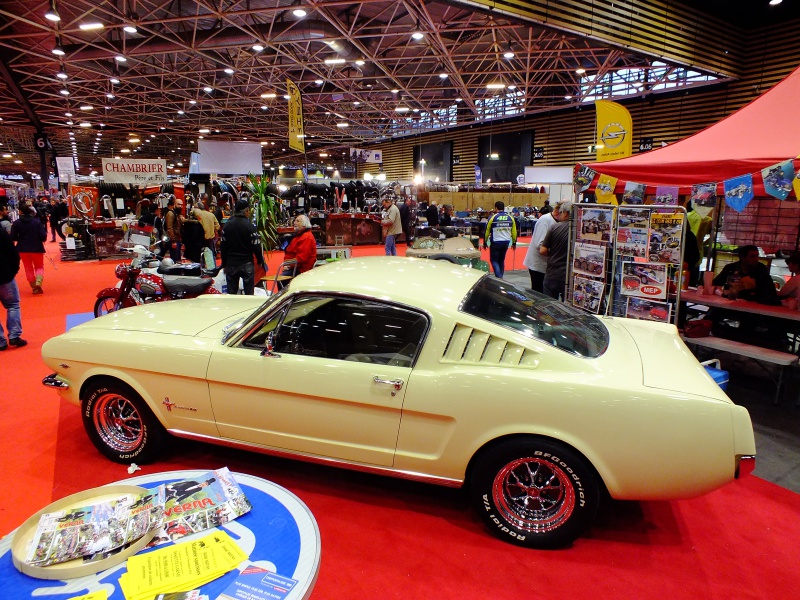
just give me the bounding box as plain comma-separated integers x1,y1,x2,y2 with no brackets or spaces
459,276,609,358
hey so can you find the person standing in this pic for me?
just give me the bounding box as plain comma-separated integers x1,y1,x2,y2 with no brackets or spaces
48,198,59,242
483,201,517,279
164,196,183,263
522,200,563,292
193,198,221,257
539,201,573,300
0,226,26,349
440,204,453,227
220,199,266,295
11,203,47,295
425,200,439,228
0,202,12,235
381,198,402,256
398,197,412,245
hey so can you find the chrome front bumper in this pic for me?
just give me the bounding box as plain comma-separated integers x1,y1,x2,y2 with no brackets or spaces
736,455,756,478
42,373,69,390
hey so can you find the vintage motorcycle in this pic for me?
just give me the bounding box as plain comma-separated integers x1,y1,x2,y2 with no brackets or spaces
94,245,221,317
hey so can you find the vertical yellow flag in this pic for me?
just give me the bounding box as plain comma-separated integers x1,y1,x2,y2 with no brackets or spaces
595,100,633,162
287,79,305,153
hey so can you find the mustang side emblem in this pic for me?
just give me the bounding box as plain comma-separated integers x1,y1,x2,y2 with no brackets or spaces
163,397,197,412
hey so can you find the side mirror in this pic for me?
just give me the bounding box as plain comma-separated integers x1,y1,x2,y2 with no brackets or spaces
261,332,281,358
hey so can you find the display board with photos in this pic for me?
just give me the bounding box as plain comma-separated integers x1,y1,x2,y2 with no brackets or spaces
566,203,687,324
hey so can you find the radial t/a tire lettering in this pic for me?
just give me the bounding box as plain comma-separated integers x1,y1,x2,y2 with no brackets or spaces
470,438,600,548
81,378,167,463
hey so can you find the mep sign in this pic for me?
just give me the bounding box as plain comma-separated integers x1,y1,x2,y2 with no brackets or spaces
102,158,167,184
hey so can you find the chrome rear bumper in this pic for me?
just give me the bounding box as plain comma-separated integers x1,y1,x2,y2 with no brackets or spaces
42,373,69,389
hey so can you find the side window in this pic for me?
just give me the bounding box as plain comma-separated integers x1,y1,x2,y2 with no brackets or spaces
271,295,428,365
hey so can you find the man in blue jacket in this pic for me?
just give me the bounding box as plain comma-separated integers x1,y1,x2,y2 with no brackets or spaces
483,201,517,278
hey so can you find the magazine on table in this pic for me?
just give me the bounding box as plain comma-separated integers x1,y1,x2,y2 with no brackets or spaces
25,489,164,567
147,467,253,546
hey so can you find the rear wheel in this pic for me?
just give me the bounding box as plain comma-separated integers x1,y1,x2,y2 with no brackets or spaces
470,438,599,548
81,379,167,463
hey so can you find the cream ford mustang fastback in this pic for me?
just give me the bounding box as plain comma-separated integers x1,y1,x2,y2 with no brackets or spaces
42,257,755,548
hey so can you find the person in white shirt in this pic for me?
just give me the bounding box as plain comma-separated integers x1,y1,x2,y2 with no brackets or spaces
522,200,565,292
778,251,800,300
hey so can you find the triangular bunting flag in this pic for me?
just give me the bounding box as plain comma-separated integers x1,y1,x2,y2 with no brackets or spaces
723,174,754,212
761,160,794,200
595,174,618,205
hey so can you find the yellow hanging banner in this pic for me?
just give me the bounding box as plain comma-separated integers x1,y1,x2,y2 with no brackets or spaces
595,100,633,162
287,79,305,153
595,174,619,204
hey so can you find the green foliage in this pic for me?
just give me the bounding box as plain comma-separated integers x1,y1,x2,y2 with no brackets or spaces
245,174,281,256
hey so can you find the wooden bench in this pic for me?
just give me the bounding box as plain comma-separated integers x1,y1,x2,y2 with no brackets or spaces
682,335,798,404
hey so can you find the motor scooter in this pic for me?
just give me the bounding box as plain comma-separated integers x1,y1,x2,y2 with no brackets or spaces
94,245,221,317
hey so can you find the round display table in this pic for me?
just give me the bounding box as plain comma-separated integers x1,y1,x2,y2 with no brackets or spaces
0,470,320,599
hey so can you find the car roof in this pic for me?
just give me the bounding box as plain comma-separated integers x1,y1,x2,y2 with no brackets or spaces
288,256,485,312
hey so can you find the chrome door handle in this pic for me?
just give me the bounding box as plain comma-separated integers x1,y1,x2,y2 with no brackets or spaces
373,376,404,391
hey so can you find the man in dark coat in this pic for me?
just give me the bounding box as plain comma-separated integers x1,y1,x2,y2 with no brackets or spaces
0,227,26,349
398,198,414,245
221,199,266,295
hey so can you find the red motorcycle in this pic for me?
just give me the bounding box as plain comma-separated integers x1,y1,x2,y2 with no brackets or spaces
95,248,220,317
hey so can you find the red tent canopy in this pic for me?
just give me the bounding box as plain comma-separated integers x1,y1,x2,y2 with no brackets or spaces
581,65,800,197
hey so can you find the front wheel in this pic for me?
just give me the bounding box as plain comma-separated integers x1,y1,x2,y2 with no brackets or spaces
81,378,167,463
94,295,119,317
470,438,600,548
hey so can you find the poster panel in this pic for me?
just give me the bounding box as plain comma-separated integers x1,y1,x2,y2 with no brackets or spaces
620,261,668,299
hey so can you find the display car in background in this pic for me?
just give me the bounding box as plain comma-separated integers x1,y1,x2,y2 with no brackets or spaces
41,258,756,548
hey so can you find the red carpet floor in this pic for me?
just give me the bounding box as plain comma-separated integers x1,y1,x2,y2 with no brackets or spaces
1,239,799,599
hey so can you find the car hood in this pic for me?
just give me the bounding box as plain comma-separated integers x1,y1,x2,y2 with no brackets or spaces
613,317,730,401
80,296,264,337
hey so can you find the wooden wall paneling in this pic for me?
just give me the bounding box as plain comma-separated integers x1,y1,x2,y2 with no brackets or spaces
459,0,743,77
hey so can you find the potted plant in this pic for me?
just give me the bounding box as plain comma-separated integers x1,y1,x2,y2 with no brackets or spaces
244,174,281,257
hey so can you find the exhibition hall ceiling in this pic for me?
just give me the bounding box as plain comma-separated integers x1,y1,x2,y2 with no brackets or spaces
0,0,794,178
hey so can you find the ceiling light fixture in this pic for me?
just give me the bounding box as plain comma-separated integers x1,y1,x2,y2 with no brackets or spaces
252,44,264,52
79,22,104,30
575,67,586,75
80,104,93,110
56,69,68,80
486,82,506,89
314,79,323,85
203,86,213,93
261,105,268,110
114,55,127,62
79,122,91,127
110,77,120,84
395,106,410,112
293,8,307,17
336,122,348,127
64,112,72,117
504,49,515,59
355,60,365,66
769,0,783,5
224,67,234,74
324,58,346,65
60,89,69,95
45,0,60,22
52,39,65,56
439,72,448,79
123,24,138,34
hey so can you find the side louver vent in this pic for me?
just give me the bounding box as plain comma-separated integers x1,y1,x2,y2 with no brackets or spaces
442,324,539,368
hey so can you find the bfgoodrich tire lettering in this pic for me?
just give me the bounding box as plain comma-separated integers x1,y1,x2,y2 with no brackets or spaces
470,438,600,548
81,378,166,463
